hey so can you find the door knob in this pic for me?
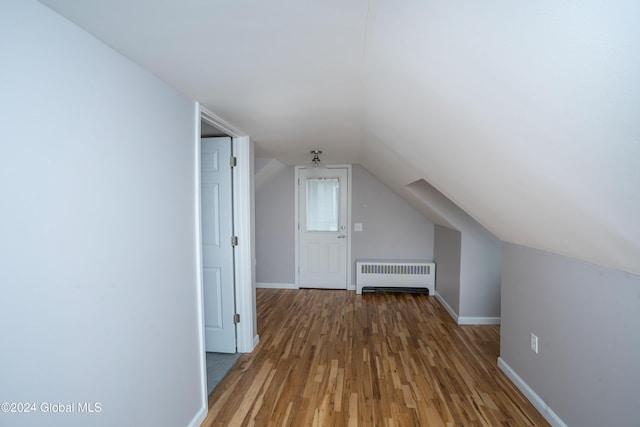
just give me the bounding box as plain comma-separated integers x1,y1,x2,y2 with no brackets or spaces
337,234,346,239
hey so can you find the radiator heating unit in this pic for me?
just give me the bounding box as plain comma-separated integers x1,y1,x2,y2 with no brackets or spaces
356,260,435,295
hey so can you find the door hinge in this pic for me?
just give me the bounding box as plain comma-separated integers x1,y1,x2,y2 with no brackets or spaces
233,313,240,324
230,156,237,167
231,236,238,247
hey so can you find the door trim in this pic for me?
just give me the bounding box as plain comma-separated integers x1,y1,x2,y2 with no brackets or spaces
193,105,207,423
201,107,245,137
294,164,353,290
231,136,257,353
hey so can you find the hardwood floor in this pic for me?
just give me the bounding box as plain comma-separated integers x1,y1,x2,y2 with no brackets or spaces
202,289,549,426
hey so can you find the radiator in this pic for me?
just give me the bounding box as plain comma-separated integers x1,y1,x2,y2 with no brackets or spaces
356,260,435,295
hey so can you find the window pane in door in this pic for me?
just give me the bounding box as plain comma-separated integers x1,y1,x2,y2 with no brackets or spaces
306,178,339,231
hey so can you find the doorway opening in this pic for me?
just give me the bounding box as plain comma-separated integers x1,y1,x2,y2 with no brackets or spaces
295,165,352,290
200,126,237,398
198,107,256,399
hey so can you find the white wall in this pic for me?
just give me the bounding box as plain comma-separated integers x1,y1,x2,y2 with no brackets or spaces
0,1,205,426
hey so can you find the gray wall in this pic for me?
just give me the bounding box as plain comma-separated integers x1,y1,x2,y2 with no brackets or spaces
254,163,435,286
405,179,501,319
433,225,462,313
0,1,205,426
501,243,640,427
460,228,502,317
351,165,434,284
255,165,296,283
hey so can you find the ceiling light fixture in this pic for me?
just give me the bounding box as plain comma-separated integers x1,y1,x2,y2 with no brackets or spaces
308,150,326,169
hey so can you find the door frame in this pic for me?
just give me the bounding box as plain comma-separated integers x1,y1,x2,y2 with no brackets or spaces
294,164,353,290
196,105,257,354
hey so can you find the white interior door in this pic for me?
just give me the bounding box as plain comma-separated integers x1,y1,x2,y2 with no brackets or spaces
298,167,348,289
201,137,236,353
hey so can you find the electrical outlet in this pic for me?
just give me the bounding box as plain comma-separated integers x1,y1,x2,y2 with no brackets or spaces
530,333,539,354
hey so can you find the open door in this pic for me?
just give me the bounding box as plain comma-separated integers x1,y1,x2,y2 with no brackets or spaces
201,137,236,353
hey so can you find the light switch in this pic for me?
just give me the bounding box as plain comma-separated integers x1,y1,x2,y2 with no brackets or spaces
354,223,363,232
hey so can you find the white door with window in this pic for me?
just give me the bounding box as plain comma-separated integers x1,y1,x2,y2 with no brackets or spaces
201,137,236,353
298,167,349,289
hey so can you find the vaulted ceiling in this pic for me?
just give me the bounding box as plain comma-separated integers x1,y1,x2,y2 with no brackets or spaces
40,0,639,276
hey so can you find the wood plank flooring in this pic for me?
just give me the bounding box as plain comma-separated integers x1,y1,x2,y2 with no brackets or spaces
201,289,549,426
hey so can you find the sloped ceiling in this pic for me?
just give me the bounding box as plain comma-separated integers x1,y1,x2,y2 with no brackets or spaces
39,0,640,276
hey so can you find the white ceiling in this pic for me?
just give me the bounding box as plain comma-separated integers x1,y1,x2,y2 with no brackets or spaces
40,0,640,276
40,0,370,165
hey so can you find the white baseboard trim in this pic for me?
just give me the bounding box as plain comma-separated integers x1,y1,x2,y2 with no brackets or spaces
458,316,501,325
253,334,260,348
187,406,207,427
498,357,567,427
256,282,298,289
435,291,459,323
435,292,501,325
